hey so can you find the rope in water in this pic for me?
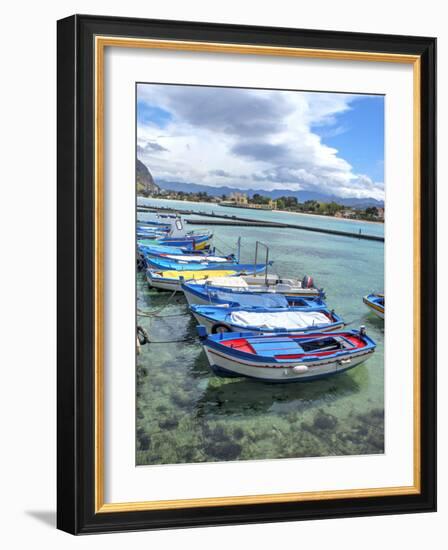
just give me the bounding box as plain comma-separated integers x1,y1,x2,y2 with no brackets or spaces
344,316,366,327
137,289,181,317
144,336,198,344
137,289,197,343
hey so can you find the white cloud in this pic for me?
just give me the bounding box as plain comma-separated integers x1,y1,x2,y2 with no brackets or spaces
136,85,384,200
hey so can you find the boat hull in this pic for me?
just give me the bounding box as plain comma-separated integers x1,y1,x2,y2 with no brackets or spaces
146,275,181,291
146,257,268,272
146,270,239,291
363,295,384,319
203,343,373,382
143,233,212,250
182,282,322,307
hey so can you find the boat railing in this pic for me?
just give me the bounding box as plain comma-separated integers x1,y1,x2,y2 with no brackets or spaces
254,241,270,285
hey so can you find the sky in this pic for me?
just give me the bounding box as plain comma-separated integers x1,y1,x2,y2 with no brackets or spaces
136,83,384,200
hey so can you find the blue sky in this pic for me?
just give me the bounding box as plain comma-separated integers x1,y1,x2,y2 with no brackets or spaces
137,84,385,200
313,95,384,183
137,101,172,128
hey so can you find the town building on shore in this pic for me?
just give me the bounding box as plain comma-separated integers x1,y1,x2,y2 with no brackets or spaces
220,192,277,210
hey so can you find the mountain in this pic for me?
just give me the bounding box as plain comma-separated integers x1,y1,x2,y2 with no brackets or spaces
136,159,159,196
157,180,384,208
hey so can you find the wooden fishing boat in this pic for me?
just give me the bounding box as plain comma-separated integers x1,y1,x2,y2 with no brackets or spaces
137,220,173,228
158,233,212,250
136,228,170,239
190,303,344,334
181,277,323,305
145,256,269,272
137,242,197,255
137,232,212,250
197,326,376,382
185,273,322,297
181,283,325,309
143,251,236,264
363,293,384,319
146,269,240,291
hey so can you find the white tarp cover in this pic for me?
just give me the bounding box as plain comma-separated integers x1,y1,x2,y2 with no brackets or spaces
195,277,249,287
229,310,330,329
164,254,228,262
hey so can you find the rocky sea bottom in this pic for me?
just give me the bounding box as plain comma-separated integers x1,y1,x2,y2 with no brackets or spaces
136,278,384,466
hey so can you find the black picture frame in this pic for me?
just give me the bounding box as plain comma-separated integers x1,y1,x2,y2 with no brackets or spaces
57,14,436,535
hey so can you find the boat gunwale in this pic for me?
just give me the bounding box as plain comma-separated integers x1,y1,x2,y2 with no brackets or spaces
203,331,376,366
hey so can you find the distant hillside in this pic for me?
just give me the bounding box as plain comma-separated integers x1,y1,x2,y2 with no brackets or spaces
157,180,384,208
136,159,159,196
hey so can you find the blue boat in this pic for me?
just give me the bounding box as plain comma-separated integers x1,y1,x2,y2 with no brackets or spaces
197,326,376,382
138,243,195,255
190,302,344,334
136,230,169,240
157,233,212,250
181,274,324,302
181,283,325,308
147,268,245,291
137,240,195,252
363,293,384,319
142,250,236,264
146,256,271,272
137,225,170,233
137,220,173,228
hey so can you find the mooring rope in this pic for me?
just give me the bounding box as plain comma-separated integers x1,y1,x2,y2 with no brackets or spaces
144,336,198,344
136,289,180,317
211,233,233,257
344,316,366,327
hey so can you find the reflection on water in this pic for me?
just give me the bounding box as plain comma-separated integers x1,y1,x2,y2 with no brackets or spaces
136,201,384,466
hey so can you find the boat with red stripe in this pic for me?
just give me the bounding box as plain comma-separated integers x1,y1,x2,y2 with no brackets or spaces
197,326,376,382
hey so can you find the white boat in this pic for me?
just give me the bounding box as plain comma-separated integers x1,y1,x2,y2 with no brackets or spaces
146,269,240,291
184,273,322,301
182,277,322,306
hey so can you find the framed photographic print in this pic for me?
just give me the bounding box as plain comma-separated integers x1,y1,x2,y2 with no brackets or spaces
57,14,436,534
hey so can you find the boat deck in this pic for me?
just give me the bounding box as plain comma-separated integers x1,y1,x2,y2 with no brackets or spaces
221,333,364,360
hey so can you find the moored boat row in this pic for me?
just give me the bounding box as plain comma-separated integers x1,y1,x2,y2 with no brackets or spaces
138,211,379,382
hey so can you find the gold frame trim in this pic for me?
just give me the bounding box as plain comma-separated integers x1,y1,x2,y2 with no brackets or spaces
94,36,421,513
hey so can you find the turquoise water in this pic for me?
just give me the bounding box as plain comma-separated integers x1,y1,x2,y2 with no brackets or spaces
138,197,385,237
136,198,384,466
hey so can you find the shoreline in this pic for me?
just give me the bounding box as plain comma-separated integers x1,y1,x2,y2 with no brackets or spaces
272,208,383,225
138,196,384,226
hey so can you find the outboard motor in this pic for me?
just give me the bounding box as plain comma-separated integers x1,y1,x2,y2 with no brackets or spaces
302,275,314,289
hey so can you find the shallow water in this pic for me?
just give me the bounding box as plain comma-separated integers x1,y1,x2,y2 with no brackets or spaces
136,198,384,466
